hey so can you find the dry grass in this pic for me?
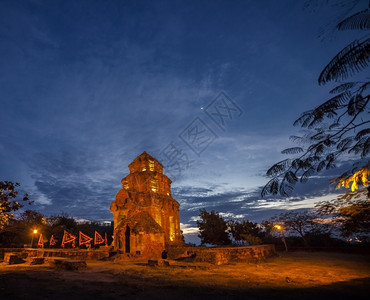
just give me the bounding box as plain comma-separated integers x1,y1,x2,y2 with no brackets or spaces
0,251,369,299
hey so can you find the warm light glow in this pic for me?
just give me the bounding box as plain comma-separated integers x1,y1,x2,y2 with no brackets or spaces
274,224,282,230
33,229,38,234
169,216,175,241
151,179,157,192
336,165,369,191
142,168,146,171
149,160,154,171
155,213,161,226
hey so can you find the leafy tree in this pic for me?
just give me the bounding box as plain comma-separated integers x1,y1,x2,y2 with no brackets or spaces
48,213,78,231
271,211,329,246
19,210,46,225
0,209,114,248
260,220,275,236
0,218,24,247
180,230,185,243
19,210,48,247
0,210,46,247
257,220,275,243
240,234,263,246
262,3,369,198
315,187,369,239
0,181,31,231
228,220,263,245
196,209,231,246
47,213,78,245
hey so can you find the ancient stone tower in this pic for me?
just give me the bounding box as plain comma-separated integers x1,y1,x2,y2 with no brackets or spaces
110,151,182,256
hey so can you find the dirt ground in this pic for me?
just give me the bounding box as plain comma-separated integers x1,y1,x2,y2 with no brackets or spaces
0,251,369,300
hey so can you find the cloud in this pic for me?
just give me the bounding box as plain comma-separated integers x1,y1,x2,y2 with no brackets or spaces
180,223,199,235
174,165,348,225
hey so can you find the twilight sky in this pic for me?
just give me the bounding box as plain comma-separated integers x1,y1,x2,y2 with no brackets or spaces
0,0,368,243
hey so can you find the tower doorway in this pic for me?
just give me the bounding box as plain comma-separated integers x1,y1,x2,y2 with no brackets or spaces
125,225,130,253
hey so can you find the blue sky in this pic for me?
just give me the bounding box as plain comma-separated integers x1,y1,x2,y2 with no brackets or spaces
0,0,368,243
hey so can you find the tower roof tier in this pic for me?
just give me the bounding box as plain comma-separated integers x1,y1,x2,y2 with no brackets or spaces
128,151,163,174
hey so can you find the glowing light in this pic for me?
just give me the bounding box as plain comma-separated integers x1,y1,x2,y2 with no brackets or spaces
30,229,38,248
151,179,158,192
142,168,146,171
149,160,154,171
274,224,282,230
336,165,369,191
169,216,175,241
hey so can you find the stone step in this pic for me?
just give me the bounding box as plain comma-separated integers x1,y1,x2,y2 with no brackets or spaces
50,258,87,271
148,259,170,267
29,257,45,265
4,253,25,265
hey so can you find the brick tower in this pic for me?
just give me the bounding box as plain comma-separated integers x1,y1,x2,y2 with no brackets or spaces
110,151,182,256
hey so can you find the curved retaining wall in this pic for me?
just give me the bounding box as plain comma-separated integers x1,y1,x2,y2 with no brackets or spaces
168,244,276,265
1,245,276,265
0,248,109,261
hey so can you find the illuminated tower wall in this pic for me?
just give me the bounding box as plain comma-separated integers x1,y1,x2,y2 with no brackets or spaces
110,151,182,256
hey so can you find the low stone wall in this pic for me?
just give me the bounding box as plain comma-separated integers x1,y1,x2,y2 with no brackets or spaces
1,245,276,265
0,248,109,261
168,244,276,265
